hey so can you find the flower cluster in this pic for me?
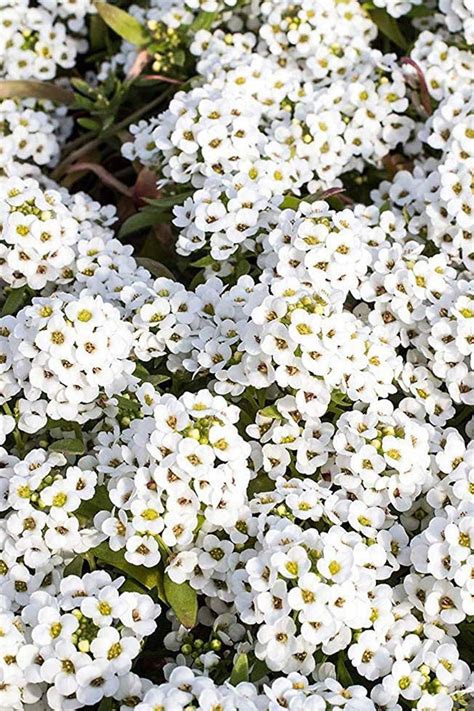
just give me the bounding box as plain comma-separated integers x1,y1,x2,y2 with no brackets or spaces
0,0,91,81
0,570,160,709
94,389,252,567
2,291,135,426
0,174,142,291
135,666,379,711
123,45,414,259
0,99,71,170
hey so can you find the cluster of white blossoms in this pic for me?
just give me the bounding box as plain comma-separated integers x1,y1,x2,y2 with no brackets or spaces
0,99,71,170
0,0,473,710
374,91,474,272
410,29,474,102
252,0,377,80
372,0,473,43
0,0,94,175
0,448,99,566
123,36,414,259
0,174,146,291
94,389,252,567
135,666,380,711
0,0,92,81
1,291,135,427
369,0,423,19
0,570,161,709
439,0,474,44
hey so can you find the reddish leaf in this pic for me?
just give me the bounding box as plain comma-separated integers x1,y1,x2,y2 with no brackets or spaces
401,57,433,117
132,167,160,206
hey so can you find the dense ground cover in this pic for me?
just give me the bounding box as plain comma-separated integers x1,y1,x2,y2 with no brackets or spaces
0,1,473,709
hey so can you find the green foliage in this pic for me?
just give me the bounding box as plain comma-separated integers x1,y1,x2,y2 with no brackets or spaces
49,438,85,455
368,8,409,49
93,543,163,591
163,574,198,629
1,286,29,316
229,653,249,685
94,2,150,46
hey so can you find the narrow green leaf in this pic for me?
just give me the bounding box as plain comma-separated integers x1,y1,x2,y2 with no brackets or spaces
77,118,101,131
136,257,175,280
49,438,85,455
98,698,113,711
149,374,170,386
190,255,215,268
118,208,167,238
132,364,170,387
336,653,353,687
190,11,217,32
368,9,408,50
70,78,97,96
407,6,433,17
248,473,273,498
164,574,197,629
90,14,108,52
0,80,74,104
1,286,28,316
93,543,163,591
143,192,193,210
250,658,269,682
94,2,149,46
230,653,249,685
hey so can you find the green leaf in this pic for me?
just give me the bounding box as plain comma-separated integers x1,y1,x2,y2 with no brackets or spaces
148,374,171,386
98,698,113,711
1,286,29,316
94,2,149,46
164,574,198,629
190,11,217,32
280,195,301,210
143,192,193,210
70,78,97,96
248,473,273,498
336,653,353,688
173,49,186,67
368,9,408,50
407,6,433,17
229,653,249,685
49,438,85,455
119,193,193,238
190,255,215,268
77,117,101,131
250,658,268,682
64,556,84,577
118,208,168,238
90,14,108,52
136,257,175,280
115,394,141,414
75,486,112,521
93,543,163,591
258,405,282,420
132,364,170,387
0,80,74,104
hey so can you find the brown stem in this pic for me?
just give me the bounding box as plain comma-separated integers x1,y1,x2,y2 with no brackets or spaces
52,87,175,181
67,162,134,197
